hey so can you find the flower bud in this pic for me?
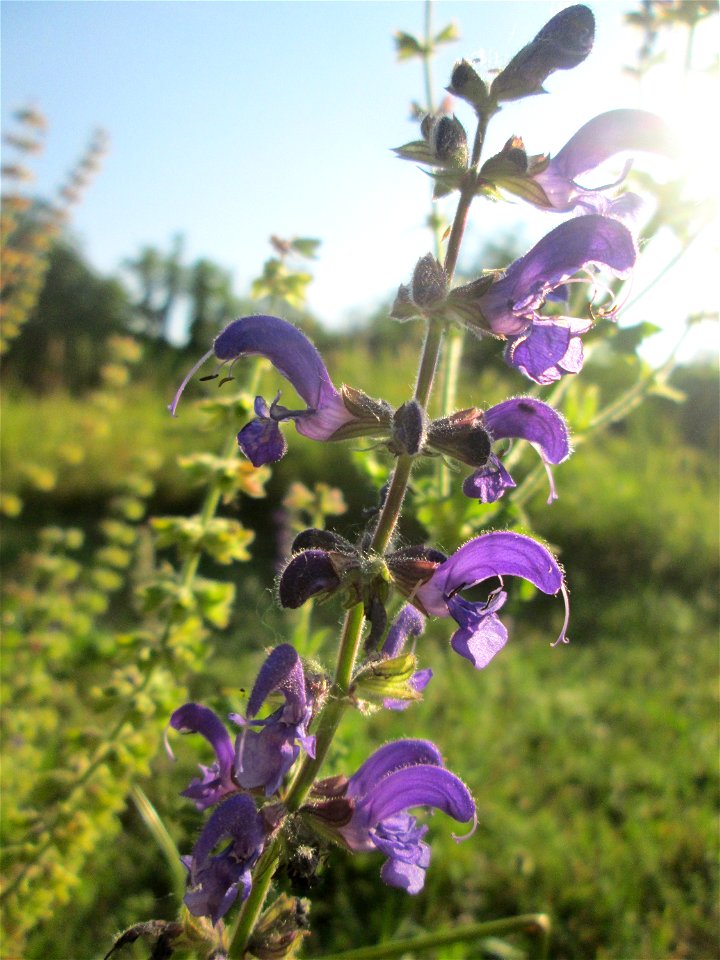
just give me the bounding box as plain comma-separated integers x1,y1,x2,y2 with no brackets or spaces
430,115,468,168
481,136,530,179
390,399,428,456
247,894,311,960
491,4,595,102
427,408,492,467
411,253,448,309
447,59,491,113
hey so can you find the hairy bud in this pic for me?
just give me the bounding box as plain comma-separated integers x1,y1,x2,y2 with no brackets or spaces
447,59,490,113
411,254,448,308
390,399,428,456
430,115,468,168
491,4,595,102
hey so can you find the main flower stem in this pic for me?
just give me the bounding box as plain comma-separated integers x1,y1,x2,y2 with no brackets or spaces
229,106,492,960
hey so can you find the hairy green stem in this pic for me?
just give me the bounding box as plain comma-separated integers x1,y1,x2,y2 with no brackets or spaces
309,913,551,960
436,323,465,495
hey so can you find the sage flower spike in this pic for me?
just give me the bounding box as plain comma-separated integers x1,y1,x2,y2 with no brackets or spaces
533,109,677,214
464,397,570,504
474,214,636,383
169,314,358,465
415,531,570,670
182,794,266,924
339,740,476,894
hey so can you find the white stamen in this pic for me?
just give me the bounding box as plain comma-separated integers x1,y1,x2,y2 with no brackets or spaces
542,460,558,505
167,349,214,417
452,809,478,843
551,580,571,647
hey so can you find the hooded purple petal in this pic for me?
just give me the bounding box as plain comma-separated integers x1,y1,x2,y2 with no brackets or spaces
336,742,475,894
170,703,236,809
164,315,357,457
347,739,444,800
536,109,677,211
360,764,476,830
480,215,636,338
484,398,570,464
183,794,265,925
417,531,565,617
246,643,307,723
214,316,337,411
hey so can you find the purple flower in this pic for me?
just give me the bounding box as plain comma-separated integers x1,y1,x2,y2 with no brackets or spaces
338,740,476,894
169,644,315,803
169,702,237,810
381,605,432,711
474,215,636,383
169,315,357,466
182,794,265,924
415,531,569,669
533,110,677,214
464,397,570,504
231,643,316,796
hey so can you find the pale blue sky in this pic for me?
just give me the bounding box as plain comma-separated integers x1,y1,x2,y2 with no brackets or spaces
2,1,717,359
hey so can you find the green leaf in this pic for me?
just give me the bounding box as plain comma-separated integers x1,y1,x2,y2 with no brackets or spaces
434,21,460,45
194,579,235,628
430,169,465,199
486,175,553,209
563,383,600,431
353,653,421,702
394,31,425,60
608,321,661,355
290,237,321,258
392,140,437,166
